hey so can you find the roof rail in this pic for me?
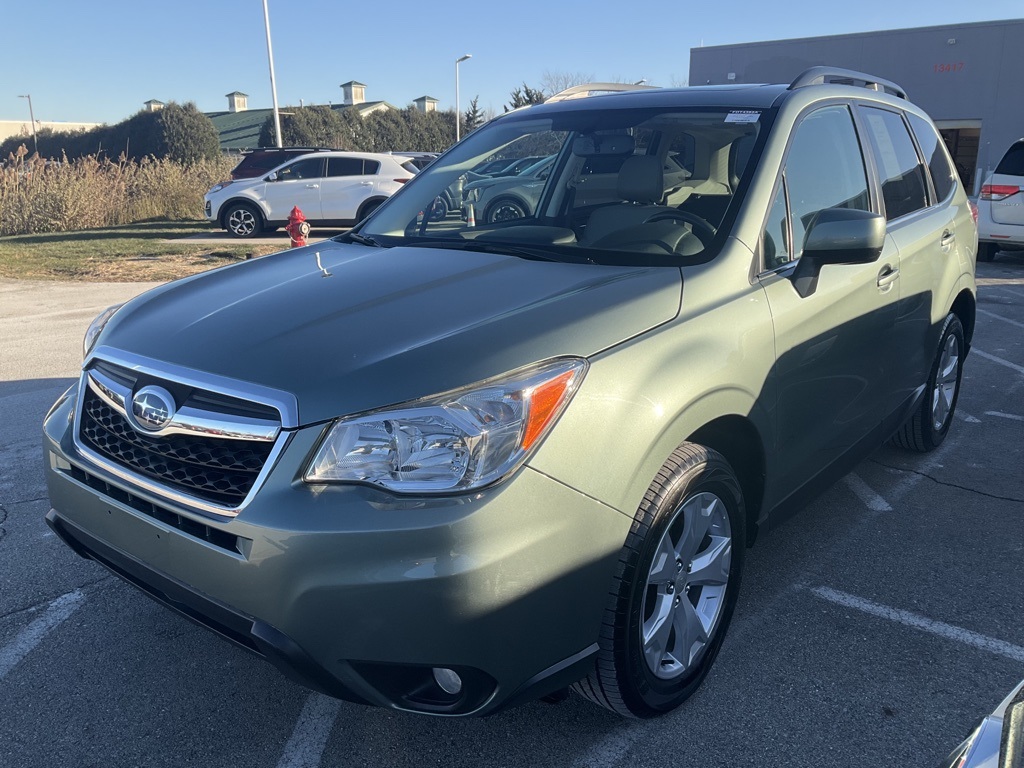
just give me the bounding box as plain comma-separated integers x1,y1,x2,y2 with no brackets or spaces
545,82,658,104
788,66,908,100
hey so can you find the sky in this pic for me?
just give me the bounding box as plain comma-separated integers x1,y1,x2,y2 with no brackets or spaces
3,1,1022,125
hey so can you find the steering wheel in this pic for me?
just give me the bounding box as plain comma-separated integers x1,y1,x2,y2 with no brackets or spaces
644,210,717,246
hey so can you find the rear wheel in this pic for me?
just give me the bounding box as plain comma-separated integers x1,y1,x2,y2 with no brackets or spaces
891,313,965,452
572,443,745,718
977,242,998,262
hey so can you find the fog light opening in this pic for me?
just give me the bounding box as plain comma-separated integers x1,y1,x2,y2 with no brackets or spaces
432,667,463,695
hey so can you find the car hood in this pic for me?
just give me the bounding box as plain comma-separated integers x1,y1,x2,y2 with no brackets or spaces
465,175,536,193
97,240,681,425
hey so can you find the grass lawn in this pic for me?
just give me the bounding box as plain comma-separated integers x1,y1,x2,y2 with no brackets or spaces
0,221,285,281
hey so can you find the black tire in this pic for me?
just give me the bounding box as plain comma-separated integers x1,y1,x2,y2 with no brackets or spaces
891,313,965,452
977,242,998,262
357,199,384,222
428,196,449,222
223,202,264,239
485,197,527,224
573,443,745,718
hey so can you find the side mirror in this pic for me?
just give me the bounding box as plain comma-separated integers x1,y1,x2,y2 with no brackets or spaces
791,208,886,297
267,171,279,181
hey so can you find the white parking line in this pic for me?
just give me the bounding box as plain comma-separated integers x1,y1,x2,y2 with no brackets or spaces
0,590,85,680
985,411,1024,422
276,693,342,768
972,349,1024,377
843,473,892,512
809,586,1024,663
977,308,1024,330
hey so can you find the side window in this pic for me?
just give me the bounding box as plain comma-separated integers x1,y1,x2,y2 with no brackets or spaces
861,107,929,219
784,105,871,258
362,160,381,175
326,157,363,177
908,113,957,202
278,158,323,181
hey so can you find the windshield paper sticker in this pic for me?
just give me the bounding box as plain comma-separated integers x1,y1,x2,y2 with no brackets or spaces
725,111,761,123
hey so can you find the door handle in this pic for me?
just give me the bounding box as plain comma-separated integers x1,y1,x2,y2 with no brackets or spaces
305,184,319,189
360,181,373,186
940,230,955,249
877,265,900,289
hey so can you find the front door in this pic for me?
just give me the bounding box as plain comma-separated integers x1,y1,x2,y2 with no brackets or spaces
759,104,900,497
261,157,324,221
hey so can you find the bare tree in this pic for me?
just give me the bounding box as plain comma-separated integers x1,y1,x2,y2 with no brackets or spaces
669,74,689,87
540,70,595,96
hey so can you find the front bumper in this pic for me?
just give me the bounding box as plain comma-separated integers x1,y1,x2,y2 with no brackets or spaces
43,385,628,716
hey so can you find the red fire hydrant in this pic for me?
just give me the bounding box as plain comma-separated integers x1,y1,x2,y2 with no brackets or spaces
285,206,311,248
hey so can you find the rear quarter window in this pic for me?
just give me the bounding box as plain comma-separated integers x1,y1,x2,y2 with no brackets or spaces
995,141,1024,177
907,113,957,202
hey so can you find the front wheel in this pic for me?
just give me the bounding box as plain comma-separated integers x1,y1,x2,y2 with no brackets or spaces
891,313,965,452
485,198,527,224
573,443,745,718
223,202,263,238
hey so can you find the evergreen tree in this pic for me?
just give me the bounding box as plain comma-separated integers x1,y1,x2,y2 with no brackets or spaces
463,96,484,134
505,84,546,112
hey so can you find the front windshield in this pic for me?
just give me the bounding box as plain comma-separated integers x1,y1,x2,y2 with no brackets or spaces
360,104,765,265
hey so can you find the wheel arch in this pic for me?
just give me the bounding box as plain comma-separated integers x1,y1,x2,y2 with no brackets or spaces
687,415,766,547
950,288,976,348
217,197,266,229
357,196,388,222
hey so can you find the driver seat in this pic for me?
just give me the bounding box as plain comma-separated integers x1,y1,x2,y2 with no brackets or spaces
582,155,673,245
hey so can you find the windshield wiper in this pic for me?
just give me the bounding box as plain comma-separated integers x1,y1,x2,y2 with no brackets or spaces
345,231,384,247
405,239,594,265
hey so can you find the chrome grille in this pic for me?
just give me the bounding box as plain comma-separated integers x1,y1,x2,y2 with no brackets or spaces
77,359,283,510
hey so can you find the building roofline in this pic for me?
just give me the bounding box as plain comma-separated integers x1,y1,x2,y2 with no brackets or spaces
693,17,1024,52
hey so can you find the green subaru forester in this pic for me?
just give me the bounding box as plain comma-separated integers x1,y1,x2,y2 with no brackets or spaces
44,68,977,718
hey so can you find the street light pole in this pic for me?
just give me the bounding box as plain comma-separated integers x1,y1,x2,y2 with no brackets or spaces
18,94,37,154
262,0,283,148
455,54,472,143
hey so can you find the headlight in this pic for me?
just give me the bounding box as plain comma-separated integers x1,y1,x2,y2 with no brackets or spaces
208,180,233,194
304,358,587,494
83,304,124,358
465,188,480,203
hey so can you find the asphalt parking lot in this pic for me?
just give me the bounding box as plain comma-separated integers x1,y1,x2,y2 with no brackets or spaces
1,254,1022,768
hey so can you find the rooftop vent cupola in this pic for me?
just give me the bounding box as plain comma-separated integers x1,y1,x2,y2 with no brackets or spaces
226,91,249,113
340,81,366,106
414,95,438,113
144,99,165,113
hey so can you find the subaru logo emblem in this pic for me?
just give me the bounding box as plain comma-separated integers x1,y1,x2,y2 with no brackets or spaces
129,386,176,432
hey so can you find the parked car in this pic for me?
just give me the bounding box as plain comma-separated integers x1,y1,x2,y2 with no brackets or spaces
977,138,1024,261
940,678,1024,767
462,155,555,222
204,151,418,237
45,67,977,719
388,151,439,170
229,147,335,180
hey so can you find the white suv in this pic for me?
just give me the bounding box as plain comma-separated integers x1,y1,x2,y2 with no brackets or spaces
204,151,418,238
976,139,1024,261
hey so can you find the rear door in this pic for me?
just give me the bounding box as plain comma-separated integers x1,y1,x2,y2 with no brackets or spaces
319,157,377,221
759,104,900,495
857,106,954,421
261,157,324,221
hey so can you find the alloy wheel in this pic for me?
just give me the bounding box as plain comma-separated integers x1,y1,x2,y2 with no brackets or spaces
641,491,732,680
